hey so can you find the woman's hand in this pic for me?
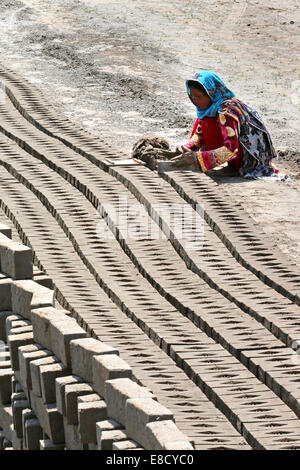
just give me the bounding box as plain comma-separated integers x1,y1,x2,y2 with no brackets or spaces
170,150,198,167
155,148,182,159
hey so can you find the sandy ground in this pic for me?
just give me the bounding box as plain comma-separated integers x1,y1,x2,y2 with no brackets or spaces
0,0,300,266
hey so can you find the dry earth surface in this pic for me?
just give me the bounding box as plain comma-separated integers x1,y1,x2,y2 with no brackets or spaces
0,0,299,266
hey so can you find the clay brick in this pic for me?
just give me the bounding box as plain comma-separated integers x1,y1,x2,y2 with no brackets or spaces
39,439,64,450
11,280,54,321
95,419,123,435
77,393,101,404
7,332,34,371
0,233,33,279
0,429,5,449
64,383,94,425
55,375,83,416
30,307,67,351
63,418,84,450
22,408,36,449
0,311,13,342
0,224,12,239
50,317,87,368
40,362,71,404
30,355,59,397
87,443,97,450
145,420,194,450
33,275,53,290
0,368,13,404
97,429,128,450
0,361,11,369
92,353,132,399
0,279,12,311
12,398,29,438
29,390,64,444
10,425,23,450
0,405,13,441
9,325,33,336
105,378,155,425
11,374,22,394
70,338,118,382
5,314,23,338
24,418,43,450
78,400,107,444
0,348,10,362
112,439,143,450
125,398,174,449
18,345,48,394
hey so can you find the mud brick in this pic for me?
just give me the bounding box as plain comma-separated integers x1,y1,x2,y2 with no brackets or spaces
11,374,22,394
11,280,54,321
30,307,68,351
0,311,13,342
11,391,26,401
145,420,194,450
0,224,12,239
0,405,13,441
0,359,11,369
10,425,23,450
12,397,29,438
55,375,83,416
77,393,101,404
30,355,59,397
7,331,34,371
33,275,53,290
18,345,48,395
24,418,43,450
0,279,12,311
5,314,24,338
125,398,174,449
0,233,33,279
95,419,123,437
29,391,64,444
8,320,31,333
22,408,36,449
112,439,143,450
97,429,128,450
0,429,5,449
39,439,64,450
0,350,10,365
9,325,33,336
105,378,156,426
0,361,11,369
63,418,85,450
87,443,97,450
78,400,107,444
0,368,13,404
92,353,132,399
70,338,118,382
40,362,71,404
64,383,94,425
49,316,87,368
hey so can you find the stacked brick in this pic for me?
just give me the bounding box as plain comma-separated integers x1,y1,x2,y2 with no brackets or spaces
0,226,193,450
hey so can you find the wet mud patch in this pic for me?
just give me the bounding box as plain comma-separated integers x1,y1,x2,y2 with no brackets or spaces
278,149,300,180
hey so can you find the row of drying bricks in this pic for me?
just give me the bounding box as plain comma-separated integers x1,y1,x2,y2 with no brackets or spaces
2,64,299,305
0,227,193,451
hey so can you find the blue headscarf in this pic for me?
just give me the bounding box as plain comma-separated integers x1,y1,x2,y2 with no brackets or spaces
186,70,235,121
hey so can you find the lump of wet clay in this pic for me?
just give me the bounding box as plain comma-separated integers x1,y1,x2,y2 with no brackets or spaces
132,136,180,170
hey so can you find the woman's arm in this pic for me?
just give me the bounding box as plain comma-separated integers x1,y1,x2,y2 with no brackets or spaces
196,113,240,172
181,118,207,151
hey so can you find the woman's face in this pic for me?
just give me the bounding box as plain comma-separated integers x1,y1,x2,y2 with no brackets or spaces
189,86,212,109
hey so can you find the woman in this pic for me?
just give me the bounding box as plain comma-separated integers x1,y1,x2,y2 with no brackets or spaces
171,70,287,179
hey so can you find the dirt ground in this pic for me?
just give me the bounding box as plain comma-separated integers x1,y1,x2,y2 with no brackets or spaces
0,0,300,266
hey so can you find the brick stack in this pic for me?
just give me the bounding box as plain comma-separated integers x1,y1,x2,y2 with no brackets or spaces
0,226,193,450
